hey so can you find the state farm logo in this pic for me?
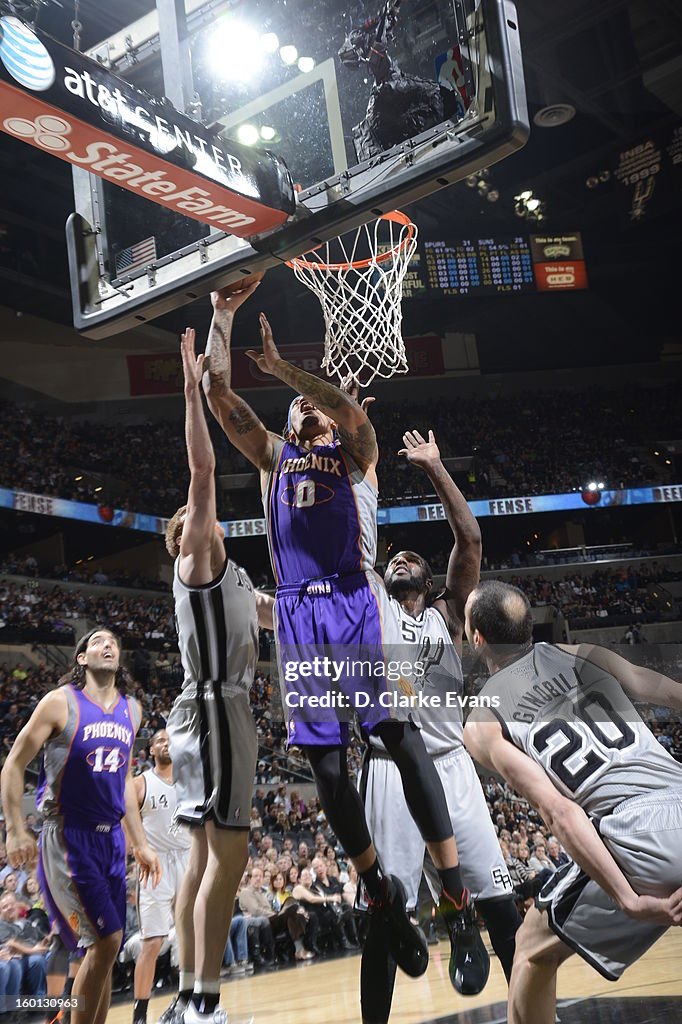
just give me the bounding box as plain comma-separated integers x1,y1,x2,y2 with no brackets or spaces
3,113,71,151
0,17,55,92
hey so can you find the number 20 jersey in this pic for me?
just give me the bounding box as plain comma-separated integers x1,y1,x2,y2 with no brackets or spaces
479,643,682,819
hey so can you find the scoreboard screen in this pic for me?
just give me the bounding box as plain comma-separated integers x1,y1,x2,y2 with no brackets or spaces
423,237,535,296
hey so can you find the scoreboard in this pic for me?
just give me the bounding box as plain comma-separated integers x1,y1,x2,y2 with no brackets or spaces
403,233,587,297
423,237,535,295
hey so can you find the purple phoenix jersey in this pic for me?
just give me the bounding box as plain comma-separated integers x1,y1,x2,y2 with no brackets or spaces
37,684,139,827
36,684,141,949
264,440,405,746
265,439,376,585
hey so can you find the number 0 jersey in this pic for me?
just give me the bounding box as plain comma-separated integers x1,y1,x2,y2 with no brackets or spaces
264,439,377,585
479,643,682,819
37,684,140,827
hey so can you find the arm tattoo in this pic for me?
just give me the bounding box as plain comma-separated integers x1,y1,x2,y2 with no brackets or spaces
227,399,262,436
337,420,377,466
275,362,344,411
205,310,232,393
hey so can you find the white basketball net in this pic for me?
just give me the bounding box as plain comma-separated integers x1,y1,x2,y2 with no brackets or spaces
287,212,418,387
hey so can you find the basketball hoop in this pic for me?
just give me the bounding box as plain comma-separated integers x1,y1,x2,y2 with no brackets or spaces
286,210,418,387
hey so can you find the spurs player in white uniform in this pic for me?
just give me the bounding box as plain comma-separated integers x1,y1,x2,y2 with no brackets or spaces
464,580,682,1024
159,327,267,1024
131,730,191,1024
360,429,520,1024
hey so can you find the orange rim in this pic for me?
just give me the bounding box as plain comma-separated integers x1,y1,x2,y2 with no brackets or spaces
286,210,416,272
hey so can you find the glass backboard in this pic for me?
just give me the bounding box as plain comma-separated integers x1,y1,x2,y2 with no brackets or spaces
68,0,528,337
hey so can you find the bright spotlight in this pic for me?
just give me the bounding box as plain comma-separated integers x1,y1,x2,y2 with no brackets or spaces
208,23,262,82
587,482,598,492
260,125,277,141
261,32,279,53
280,44,298,65
517,189,533,201
236,123,260,146
297,56,315,73
526,197,541,212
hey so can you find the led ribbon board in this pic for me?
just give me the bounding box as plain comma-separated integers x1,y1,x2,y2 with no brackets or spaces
0,15,295,236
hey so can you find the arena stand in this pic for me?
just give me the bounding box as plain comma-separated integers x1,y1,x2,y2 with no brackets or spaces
0,380,679,518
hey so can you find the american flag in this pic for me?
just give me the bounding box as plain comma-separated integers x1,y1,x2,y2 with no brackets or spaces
114,236,157,276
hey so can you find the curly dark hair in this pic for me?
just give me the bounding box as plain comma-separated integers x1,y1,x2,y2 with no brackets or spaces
58,626,134,695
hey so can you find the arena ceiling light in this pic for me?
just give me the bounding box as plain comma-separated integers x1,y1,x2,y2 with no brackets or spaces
236,123,260,145
208,22,263,83
260,32,280,53
279,44,298,66
297,56,315,73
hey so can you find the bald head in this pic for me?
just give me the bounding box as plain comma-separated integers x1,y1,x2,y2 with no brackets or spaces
465,580,533,652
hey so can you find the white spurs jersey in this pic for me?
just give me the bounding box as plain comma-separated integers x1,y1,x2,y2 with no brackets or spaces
140,769,191,855
478,643,682,819
173,557,258,694
372,600,465,756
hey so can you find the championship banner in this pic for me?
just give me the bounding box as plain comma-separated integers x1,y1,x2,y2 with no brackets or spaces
2,483,681,540
0,15,295,236
127,335,445,396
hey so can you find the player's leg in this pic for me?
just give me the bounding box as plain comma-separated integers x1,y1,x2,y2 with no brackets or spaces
437,749,521,981
168,827,208,1019
359,751,423,1024
187,820,249,1020
508,906,574,1024
134,859,172,1024
373,720,490,994
132,936,164,1024
71,930,122,1024
305,743,428,979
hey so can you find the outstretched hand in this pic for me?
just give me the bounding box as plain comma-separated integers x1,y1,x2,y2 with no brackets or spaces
5,828,38,869
211,279,261,315
180,328,204,394
398,428,440,467
245,313,282,375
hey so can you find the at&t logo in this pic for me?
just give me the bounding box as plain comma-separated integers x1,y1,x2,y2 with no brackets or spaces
3,113,71,151
0,17,55,91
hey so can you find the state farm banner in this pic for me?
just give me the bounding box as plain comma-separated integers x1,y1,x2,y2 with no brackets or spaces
0,16,295,236
127,335,445,396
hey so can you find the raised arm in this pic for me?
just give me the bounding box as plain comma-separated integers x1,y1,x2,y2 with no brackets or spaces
559,642,682,709
464,716,682,926
399,429,481,634
178,328,221,587
203,286,275,471
246,314,378,470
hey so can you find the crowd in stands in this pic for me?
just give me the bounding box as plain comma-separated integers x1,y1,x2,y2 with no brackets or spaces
1,554,680,653
0,830,52,1002
0,554,170,592
0,383,679,518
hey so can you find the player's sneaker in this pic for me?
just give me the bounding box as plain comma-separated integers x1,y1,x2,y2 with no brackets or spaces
157,995,187,1024
368,874,429,978
182,1003,228,1024
441,890,490,995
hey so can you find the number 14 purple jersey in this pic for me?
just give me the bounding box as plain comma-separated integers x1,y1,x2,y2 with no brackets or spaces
264,440,377,585
37,684,140,827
